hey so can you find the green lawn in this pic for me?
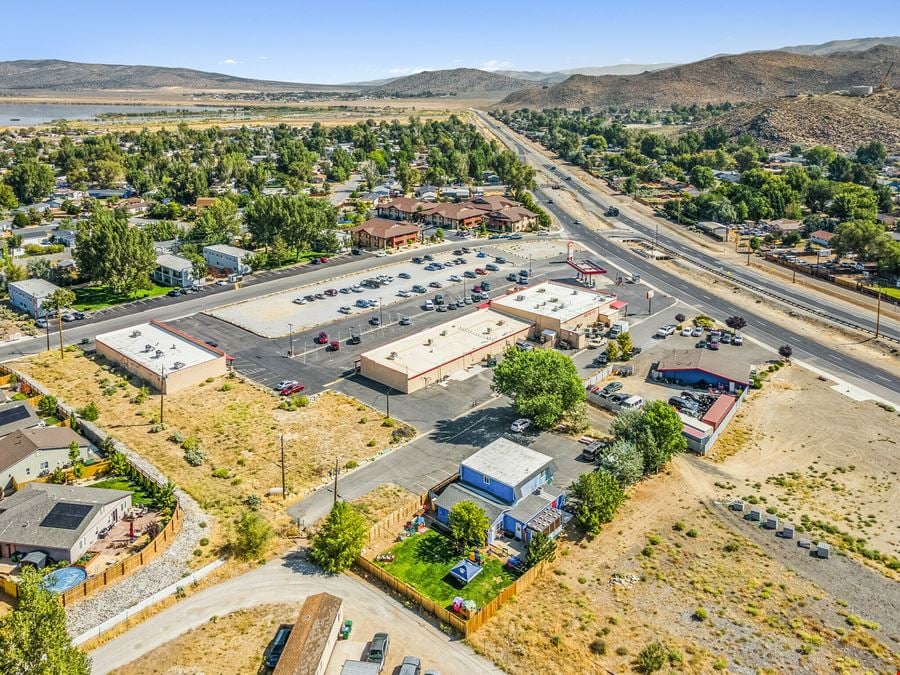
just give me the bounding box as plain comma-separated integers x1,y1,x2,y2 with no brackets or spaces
88,477,154,506
867,286,900,300
72,283,170,311
377,529,516,609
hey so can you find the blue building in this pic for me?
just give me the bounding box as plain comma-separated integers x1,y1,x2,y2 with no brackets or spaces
434,438,564,545
654,349,750,393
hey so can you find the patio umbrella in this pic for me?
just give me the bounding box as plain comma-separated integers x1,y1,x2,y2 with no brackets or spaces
129,521,134,538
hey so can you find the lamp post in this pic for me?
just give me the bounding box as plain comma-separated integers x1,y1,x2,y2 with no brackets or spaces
288,323,294,357
159,364,166,424
280,434,287,501
332,457,340,507
875,284,883,339
379,297,383,328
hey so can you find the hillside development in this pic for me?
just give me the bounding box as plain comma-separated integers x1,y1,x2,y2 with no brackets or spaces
496,45,900,109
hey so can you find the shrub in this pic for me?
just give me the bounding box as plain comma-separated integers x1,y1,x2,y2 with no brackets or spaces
230,510,272,560
589,638,606,655
219,383,232,392
149,424,165,434
38,394,58,417
48,467,67,484
636,642,667,673
168,431,185,444
344,460,359,470
293,394,309,408
77,401,100,421
673,521,685,531
183,449,205,467
845,614,879,630
549,635,561,647
713,657,728,670
181,437,200,452
199,538,209,547
211,467,230,479
366,439,376,447
359,416,368,424
244,494,261,509
615,646,628,656
381,417,395,427
693,607,708,621
686,528,698,538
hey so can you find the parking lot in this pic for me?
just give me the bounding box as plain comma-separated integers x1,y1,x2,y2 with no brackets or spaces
208,245,544,338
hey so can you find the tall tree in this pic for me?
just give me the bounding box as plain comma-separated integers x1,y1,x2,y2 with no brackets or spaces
569,469,626,534
525,531,558,566
493,348,585,429
74,208,156,295
310,501,368,573
190,198,240,245
45,288,76,359
448,500,491,547
5,159,55,204
0,567,90,674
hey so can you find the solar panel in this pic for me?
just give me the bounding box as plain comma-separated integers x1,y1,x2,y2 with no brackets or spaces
0,405,31,427
40,502,92,530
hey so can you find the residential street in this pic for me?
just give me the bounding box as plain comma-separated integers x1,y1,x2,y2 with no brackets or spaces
88,553,502,675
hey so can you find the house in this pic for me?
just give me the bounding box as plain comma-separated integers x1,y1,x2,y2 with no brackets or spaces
0,427,96,492
696,221,730,241
0,483,132,563
117,197,151,215
809,230,835,247
52,229,78,247
465,194,519,212
442,186,471,201
349,218,421,249
0,401,41,439
153,254,195,288
202,244,252,276
485,205,537,233
434,438,565,544
272,593,344,675
375,197,427,221
195,197,217,210
7,279,60,318
421,203,485,231
653,349,751,393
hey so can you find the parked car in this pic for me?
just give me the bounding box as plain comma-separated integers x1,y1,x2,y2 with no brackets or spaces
61,313,76,322
411,285,427,293
601,381,623,396
424,300,434,310
507,273,519,282
399,315,411,326
398,272,412,280
399,656,422,675
375,250,387,257
167,289,182,298
369,316,381,326
319,257,329,263
732,334,744,346
314,293,326,300
464,270,477,279
351,285,364,293
412,257,424,264
367,633,390,672
449,274,461,283
485,263,499,271
668,396,698,412
429,281,442,288
680,326,692,336
315,331,329,344
329,340,340,351
274,380,298,390
293,297,307,305
656,325,676,337
339,306,353,314
35,318,48,329
423,254,434,261
495,257,507,264
72,311,86,320
721,333,732,344
707,341,720,350
510,418,532,433
475,251,487,258
696,339,707,349
265,625,292,669
475,268,487,275
324,288,338,297
481,281,491,291
280,383,305,396
691,326,703,337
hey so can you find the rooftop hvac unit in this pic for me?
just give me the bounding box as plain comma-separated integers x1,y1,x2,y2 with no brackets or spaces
516,295,525,301
550,297,558,303
485,327,492,334
572,290,578,294
440,330,447,336
130,330,142,338
537,288,546,293
387,351,398,360
171,344,177,349
426,338,432,346
173,361,185,370
154,350,164,358
144,344,154,352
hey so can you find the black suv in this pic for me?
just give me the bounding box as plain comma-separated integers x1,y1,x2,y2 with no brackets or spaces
368,633,390,672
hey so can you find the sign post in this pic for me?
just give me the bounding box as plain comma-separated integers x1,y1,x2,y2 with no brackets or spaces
646,290,654,315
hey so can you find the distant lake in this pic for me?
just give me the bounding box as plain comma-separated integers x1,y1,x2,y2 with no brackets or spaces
0,103,225,126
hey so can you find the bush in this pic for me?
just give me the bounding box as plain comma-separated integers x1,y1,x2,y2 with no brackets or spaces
167,431,185,444
686,528,698,538
636,642,667,674
673,521,685,531
48,467,67,484
230,510,272,560
219,383,232,392
211,467,230,479
381,417,395,427
38,395,58,417
77,401,99,421
244,494,261,509
589,638,607,655
199,538,209,546
693,607,708,621
344,460,359,470
183,449,205,467
181,437,200,452
366,439,376,447
293,394,309,408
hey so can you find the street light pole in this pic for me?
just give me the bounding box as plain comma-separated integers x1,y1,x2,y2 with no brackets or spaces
332,457,340,507
288,323,294,357
379,297,383,328
280,434,286,501
875,286,882,339
159,365,166,424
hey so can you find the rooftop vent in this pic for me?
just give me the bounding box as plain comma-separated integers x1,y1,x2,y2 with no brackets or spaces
537,288,546,293
154,350,164,358
173,361,185,369
516,295,525,301
144,344,154,353
130,330,142,338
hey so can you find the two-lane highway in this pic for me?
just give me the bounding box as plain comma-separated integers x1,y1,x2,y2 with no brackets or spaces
475,111,900,401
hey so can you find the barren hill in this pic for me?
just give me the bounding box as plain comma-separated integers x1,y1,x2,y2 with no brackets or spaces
368,68,530,98
0,59,348,92
779,36,900,56
694,90,900,153
496,46,899,109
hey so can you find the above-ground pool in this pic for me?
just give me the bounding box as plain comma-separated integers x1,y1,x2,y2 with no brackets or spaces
42,566,87,594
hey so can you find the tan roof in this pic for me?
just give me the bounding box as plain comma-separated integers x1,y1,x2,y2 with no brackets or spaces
380,197,425,214
272,593,343,675
424,203,485,221
0,427,87,473
465,195,519,211
350,218,421,239
809,229,834,241
488,205,537,222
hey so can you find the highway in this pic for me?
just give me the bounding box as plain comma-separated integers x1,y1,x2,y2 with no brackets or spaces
475,111,900,401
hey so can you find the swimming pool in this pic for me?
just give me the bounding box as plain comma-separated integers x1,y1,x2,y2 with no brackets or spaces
42,566,87,594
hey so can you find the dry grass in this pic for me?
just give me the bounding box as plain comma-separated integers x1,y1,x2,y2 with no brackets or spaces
352,483,417,525
111,603,296,675
12,350,412,551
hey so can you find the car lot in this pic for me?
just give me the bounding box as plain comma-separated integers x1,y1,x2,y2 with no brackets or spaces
208,247,530,338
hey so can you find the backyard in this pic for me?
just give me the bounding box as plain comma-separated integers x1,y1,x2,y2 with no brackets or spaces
12,349,412,554
72,282,170,311
89,476,154,506
376,529,516,609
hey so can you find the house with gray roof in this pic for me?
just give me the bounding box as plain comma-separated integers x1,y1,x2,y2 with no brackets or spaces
434,438,564,545
0,427,96,492
153,253,195,288
0,401,41,439
0,483,131,562
7,278,60,318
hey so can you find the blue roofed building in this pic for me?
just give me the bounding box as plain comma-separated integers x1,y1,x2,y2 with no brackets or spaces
434,438,564,545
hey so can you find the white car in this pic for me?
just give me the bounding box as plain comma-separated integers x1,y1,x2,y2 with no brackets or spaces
656,325,676,337
510,418,532,433
274,380,297,390
293,297,307,305
368,298,380,306
375,250,387,257
398,290,412,298
449,274,462,283
215,280,229,286
351,285,364,293
691,326,703,337
680,326,692,336
732,334,744,346
338,306,352,314
424,299,435,310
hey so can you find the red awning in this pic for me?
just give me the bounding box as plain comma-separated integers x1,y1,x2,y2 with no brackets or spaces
610,300,628,309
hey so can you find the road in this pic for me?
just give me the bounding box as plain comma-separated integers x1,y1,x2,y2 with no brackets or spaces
88,553,501,675
475,111,900,402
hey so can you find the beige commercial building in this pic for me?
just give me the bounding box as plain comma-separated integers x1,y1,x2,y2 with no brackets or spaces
359,309,532,393
95,320,228,394
490,281,620,348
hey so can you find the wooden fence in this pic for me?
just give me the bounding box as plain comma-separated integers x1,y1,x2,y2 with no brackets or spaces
365,496,426,546
12,460,111,491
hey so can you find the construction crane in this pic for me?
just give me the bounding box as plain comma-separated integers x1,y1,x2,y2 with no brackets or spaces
876,62,894,91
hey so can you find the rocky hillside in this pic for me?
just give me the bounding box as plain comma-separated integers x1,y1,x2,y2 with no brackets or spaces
0,59,346,92
694,90,900,152
368,68,530,97
496,46,900,109
779,36,900,56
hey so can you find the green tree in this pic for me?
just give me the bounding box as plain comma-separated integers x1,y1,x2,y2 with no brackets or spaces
725,315,747,333
598,439,644,486
189,198,240,246
74,208,156,295
45,288,76,358
606,340,621,361
448,500,491,547
827,184,878,222
5,159,55,204
38,394,58,417
493,348,585,429
0,183,19,210
830,220,889,260
803,145,836,169
0,567,90,674
689,165,715,191
636,641,667,674
569,469,626,534
231,510,273,560
855,141,886,167
639,401,688,473
309,501,368,573
525,531,557,566
616,331,633,357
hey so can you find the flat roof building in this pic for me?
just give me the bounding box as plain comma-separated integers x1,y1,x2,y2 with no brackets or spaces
272,592,344,675
7,279,60,318
359,309,531,393
95,320,228,394
654,349,751,392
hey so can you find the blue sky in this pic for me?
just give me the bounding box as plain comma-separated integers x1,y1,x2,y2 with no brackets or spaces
4,0,898,83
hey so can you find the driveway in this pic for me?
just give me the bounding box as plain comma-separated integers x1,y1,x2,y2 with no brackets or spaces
88,553,502,675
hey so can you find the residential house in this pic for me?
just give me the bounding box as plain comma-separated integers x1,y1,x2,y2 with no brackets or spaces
117,198,151,215
376,197,428,222
7,279,60,318
485,205,537,233
52,229,78,248
153,254,195,288
465,194,519,213
0,401,41,438
195,197,217,210
0,483,132,563
421,203,485,231
809,230,835,247
202,244,252,275
349,218,421,249
0,427,96,492
434,438,564,544
442,186,471,201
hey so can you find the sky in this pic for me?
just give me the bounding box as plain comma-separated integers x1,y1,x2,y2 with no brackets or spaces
3,0,898,83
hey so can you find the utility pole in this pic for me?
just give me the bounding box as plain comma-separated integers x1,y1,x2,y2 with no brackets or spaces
646,289,654,316
159,365,166,424
332,457,340,507
379,297,383,328
875,286,882,339
288,323,294,357
280,434,286,501
386,391,391,419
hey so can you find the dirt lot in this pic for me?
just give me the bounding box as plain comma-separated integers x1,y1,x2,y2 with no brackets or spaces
470,365,899,674
12,350,412,552
112,603,292,675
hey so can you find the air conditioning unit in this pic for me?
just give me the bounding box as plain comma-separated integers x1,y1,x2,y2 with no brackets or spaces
130,330,141,338
154,350,164,358
144,344,154,353
516,295,525,301
173,361,185,369
537,288,546,293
